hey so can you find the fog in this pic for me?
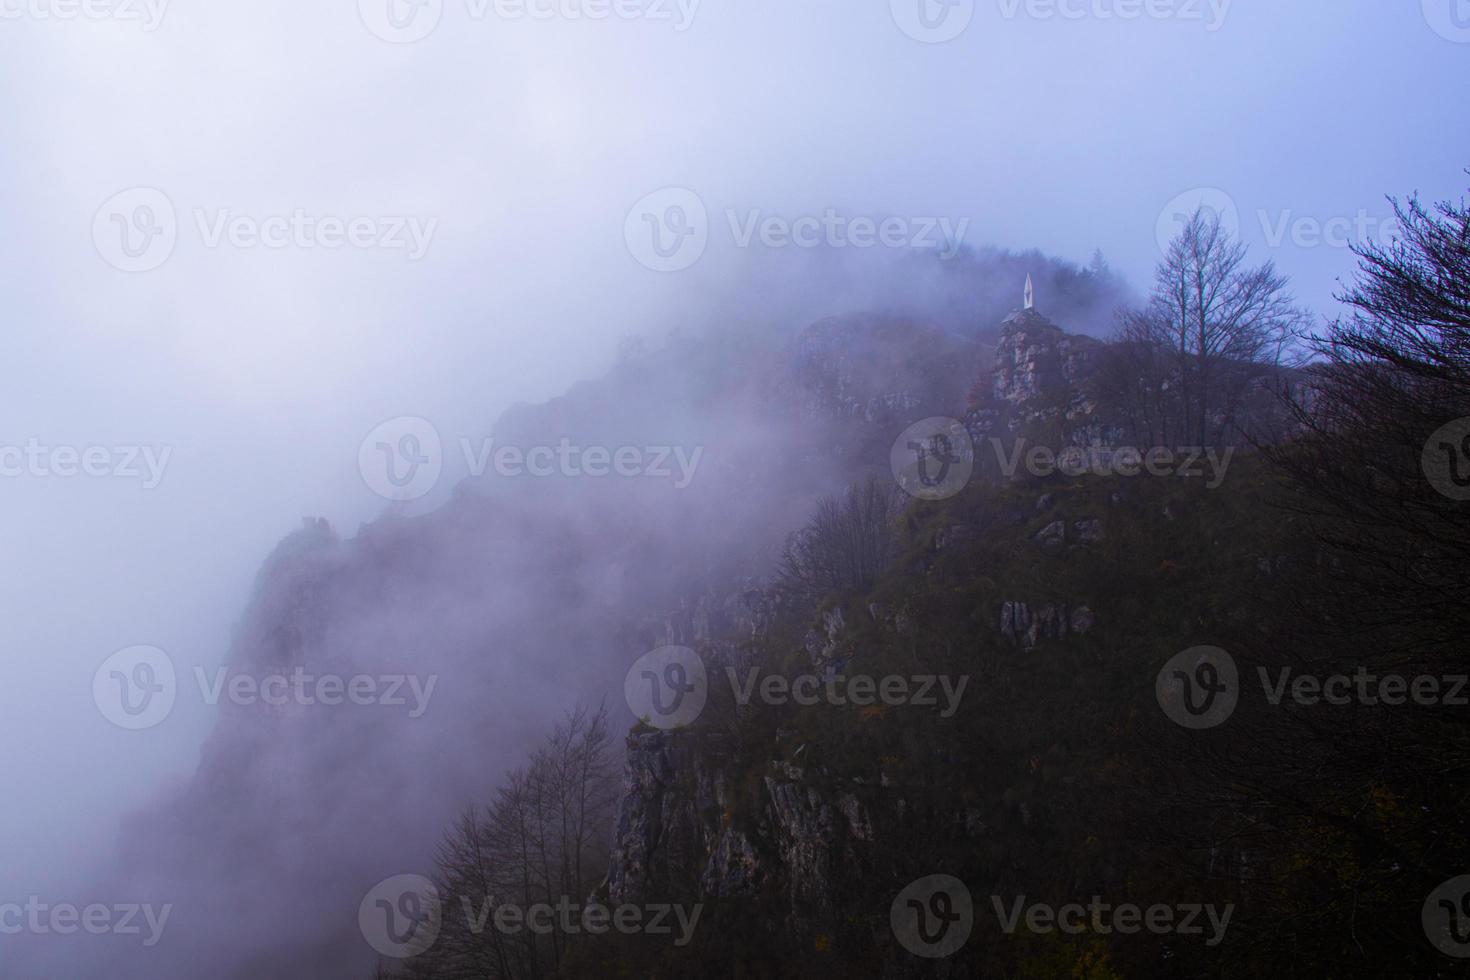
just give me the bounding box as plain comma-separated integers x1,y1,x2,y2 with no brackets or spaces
1,2,1466,977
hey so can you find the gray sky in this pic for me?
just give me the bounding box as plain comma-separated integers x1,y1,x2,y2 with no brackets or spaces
0,0,1466,930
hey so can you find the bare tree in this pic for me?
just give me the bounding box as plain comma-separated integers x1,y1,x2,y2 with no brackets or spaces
777,475,902,602
381,703,618,980
1152,177,1470,972
1093,328,1182,447
1268,180,1470,651
1119,208,1308,445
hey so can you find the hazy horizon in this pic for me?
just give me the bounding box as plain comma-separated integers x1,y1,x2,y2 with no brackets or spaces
1,3,1467,976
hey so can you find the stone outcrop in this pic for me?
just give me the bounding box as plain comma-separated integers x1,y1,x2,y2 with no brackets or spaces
999,600,1098,650
967,305,1143,463
991,308,1102,418
1073,518,1106,545
607,730,951,922
786,315,978,425
1034,517,1106,551
607,731,739,905
802,605,848,669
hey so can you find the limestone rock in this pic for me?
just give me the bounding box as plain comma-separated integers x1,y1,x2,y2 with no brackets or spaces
1035,519,1067,551
1073,519,1106,545
1001,600,1098,650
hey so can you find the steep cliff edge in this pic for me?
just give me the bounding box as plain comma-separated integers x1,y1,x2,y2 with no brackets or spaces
588,438,1304,976
95,283,1295,979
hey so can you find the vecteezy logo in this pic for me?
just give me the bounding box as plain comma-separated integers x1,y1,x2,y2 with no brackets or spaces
624,646,707,730
358,0,443,42
359,874,442,959
1424,875,1470,958
890,417,975,501
891,875,973,958
359,417,443,502
92,188,178,273
1423,0,1470,42
890,0,974,43
1156,646,1239,730
1155,187,1240,254
1422,418,1470,501
93,645,177,730
624,188,708,273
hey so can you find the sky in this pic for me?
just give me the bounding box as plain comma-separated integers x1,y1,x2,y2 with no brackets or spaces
0,0,1467,946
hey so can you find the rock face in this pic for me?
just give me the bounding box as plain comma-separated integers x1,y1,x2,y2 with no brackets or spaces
991,309,1103,419
607,731,937,922
761,765,875,915
787,315,979,425
963,304,1134,471
623,584,782,656
801,605,852,670
980,301,1303,455
607,731,740,905
1035,519,1068,552
999,600,1097,650
1073,518,1106,545
1034,517,1105,552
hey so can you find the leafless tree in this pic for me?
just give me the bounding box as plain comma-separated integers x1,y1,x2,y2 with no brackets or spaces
1268,180,1470,652
1117,207,1308,445
1152,177,1470,972
777,475,902,602
380,703,619,980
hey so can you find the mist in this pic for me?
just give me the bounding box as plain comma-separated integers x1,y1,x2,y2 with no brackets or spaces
2,2,1467,978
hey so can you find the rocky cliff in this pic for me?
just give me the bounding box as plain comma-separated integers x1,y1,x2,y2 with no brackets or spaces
585,425,1299,977
90,280,1280,979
